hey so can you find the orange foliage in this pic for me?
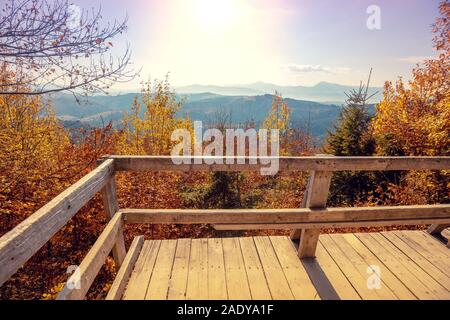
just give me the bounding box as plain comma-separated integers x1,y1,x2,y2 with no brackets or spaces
371,1,449,205
373,1,449,157
0,2,448,300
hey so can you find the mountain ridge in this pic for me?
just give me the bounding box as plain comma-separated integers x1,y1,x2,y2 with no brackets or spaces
108,81,381,104
52,91,376,140
52,81,380,140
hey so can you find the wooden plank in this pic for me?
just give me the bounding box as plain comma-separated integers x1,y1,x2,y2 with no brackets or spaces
122,240,161,300
369,232,450,299
355,233,442,300
298,168,332,258
253,236,294,300
145,240,177,300
329,234,398,300
417,230,450,256
341,234,417,300
122,204,450,226
270,236,320,300
214,217,450,230
100,177,126,269
121,241,149,299
0,159,114,287
327,234,398,299
207,238,228,300
319,235,380,300
186,239,208,300
222,238,252,299
108,155,450,172
57,212,123,300
381,232,450,289
239,237,272,300
331,234,407,300
393,231,450,275
106,236,145,300
303,241,361,300
397,231,450,266
167,239,191,300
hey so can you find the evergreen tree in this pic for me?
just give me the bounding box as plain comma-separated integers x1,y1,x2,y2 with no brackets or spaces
325,71,377,205
203,172,242,208
181,108,243,209
326,72,376,156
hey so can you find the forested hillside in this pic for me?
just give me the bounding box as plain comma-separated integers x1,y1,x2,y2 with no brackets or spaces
52,92,348,140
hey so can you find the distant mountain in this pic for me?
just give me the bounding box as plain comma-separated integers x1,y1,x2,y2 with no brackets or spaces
59,119,93,132
50,90,375,140
176,81,382,104
176,84,262,96
50,92,137,118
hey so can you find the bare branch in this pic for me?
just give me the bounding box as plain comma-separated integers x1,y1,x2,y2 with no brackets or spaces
0,0,139,95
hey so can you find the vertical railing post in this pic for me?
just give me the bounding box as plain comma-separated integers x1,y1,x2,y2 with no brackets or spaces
427,224,450,235
292,154,333,258
100,174,126,269
290,175,311,241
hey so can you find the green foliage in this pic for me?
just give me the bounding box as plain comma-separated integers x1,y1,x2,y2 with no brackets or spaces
325,73,378,205
202,172,242,209
325,80,376,157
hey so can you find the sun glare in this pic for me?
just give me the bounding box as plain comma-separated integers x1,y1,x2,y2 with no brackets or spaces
192,0,241,32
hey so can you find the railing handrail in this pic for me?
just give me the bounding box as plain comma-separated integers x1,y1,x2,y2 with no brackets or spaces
119,204,450,225
0,159,115,287
1,155,449,297
104,155,450,172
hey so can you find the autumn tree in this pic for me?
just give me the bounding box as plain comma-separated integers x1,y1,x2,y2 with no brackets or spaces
0,66,118,299
372,0,449,204
0,69,70,216
117,76,192,155
0,0,136,95
262,92,291,155
115,77,191,220
0,65,116,232
373,0,448,157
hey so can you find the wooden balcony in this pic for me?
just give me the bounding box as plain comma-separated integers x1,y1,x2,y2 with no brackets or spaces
0,156,449,300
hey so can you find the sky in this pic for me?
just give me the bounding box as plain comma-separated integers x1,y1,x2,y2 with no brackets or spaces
72,0,441,89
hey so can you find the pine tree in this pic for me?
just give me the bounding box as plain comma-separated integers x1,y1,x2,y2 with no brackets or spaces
197,108,242,209
325,71,377,205
326,72,375,156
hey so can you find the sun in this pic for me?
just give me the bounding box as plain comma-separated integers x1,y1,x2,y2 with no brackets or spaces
192,0,241,32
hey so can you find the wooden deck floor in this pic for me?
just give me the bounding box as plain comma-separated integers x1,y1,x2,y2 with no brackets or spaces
121,230,450,300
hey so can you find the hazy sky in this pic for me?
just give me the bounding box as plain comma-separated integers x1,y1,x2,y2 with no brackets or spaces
72,0,441,89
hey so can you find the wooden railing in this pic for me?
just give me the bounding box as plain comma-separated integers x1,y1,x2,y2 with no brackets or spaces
0,155,449,300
